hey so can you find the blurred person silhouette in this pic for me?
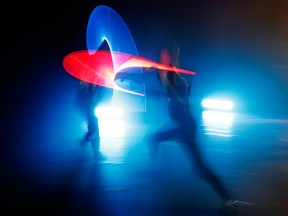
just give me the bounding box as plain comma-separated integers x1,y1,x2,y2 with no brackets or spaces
147,46,251,213
75,80,107,160
74,41,112,160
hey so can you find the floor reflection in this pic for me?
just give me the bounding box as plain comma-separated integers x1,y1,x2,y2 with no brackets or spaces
201,110,234,137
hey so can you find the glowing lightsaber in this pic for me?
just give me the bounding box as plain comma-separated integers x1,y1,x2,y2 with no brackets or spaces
63,50,196,96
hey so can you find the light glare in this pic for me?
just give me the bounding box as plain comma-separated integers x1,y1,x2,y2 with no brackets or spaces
202,110,234,124
201,99,234,110
95,106,124,118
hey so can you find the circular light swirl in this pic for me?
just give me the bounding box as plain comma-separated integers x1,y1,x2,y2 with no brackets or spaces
63,5,196,97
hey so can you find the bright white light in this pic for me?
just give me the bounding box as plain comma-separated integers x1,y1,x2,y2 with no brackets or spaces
95,105,124,119
202,110,234,124
98,119,125,137
201,99,234,110
202,110,234,137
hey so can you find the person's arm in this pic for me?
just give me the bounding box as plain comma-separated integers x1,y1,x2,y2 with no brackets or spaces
166,73,190,104
114,71,143,84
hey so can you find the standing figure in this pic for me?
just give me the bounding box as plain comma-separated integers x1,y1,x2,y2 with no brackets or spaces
75,81,106,160
147,47,251,213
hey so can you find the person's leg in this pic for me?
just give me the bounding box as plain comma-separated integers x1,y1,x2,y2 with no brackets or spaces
147,125,179,171
86,108,99,140
147,124,174,154
192,147,252,210
88,115,104,159
182,131,252,212
184,138,232,202
179,118,233,203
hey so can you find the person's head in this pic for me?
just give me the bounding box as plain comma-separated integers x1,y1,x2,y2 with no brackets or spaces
159,48,172,66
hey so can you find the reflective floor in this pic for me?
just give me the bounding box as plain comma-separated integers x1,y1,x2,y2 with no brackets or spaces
2,112,288,216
